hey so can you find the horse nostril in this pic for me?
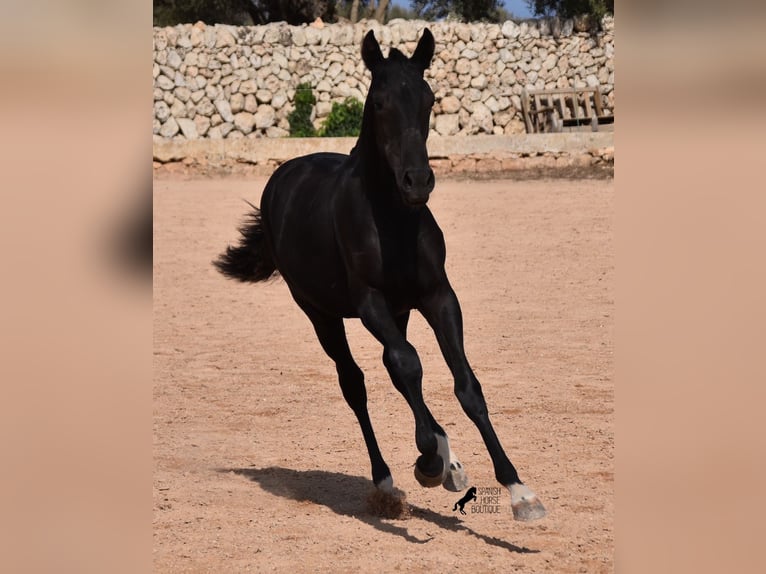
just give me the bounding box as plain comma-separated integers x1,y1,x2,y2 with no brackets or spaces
403,171,414,190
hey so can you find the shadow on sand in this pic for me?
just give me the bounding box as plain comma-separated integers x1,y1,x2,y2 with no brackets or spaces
219,466,538,554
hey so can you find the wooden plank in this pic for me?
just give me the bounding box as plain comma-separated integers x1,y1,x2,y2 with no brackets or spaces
593,87,604,116
583,91,593,118
572,91,581,120
533,94,543,131
520,90,535,133
562,118,592,126
542,94,552,132
526,87,598,97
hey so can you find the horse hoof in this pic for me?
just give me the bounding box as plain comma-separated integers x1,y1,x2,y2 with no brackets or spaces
414,455,444,488
442,462,469,492
509,483,547,521
414,465,443,488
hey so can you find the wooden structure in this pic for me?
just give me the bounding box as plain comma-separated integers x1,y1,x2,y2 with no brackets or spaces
521,87,614,133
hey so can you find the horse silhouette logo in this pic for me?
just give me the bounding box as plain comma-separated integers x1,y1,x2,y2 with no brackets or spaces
453,486,477,515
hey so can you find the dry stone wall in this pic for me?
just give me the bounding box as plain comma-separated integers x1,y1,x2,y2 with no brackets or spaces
152,17,614,141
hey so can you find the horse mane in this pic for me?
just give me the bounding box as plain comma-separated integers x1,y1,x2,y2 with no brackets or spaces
387,48,406,62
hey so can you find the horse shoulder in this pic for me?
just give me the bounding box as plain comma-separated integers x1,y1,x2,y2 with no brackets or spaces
332,178,386,289
415,209,449,292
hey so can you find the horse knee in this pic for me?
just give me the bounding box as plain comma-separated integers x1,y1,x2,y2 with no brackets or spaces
383,343,422,384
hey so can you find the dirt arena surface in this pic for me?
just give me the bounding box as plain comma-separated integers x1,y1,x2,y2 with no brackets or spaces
153,173,613,572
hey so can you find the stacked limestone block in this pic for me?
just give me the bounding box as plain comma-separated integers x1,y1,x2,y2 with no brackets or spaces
153,17,614,140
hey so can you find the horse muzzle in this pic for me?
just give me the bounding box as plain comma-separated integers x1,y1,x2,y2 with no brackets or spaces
400,167,435,206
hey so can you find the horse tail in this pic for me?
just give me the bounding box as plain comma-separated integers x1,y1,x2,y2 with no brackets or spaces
214,205,278,283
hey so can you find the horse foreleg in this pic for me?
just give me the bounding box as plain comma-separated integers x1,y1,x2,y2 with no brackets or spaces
304,310,393,491
420,286,546,521
395,312,468,492
356,290,444,487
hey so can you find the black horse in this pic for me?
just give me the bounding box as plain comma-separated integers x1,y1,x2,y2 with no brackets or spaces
214,29,545,521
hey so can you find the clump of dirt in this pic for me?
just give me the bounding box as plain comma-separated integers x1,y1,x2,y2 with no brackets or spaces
366,487,411,519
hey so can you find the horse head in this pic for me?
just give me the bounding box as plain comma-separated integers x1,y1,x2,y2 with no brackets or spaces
361,28,436,207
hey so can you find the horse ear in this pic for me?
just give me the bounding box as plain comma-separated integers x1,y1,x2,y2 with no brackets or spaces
362,30,384,72
411,28,435,73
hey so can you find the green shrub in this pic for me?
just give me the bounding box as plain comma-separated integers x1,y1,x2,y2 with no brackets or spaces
320,97,364,138
288,83,317,138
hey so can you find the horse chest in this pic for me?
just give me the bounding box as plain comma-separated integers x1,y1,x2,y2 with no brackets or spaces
378,228,416,268
374,220,426,299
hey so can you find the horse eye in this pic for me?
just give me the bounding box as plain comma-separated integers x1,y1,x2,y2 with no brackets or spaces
373,99,384,112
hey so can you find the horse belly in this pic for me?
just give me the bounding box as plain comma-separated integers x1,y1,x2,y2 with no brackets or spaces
277,229,353,317
262,155,355,316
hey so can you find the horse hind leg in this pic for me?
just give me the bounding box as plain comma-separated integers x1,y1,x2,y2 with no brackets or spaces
338,359,393,490
304,310,393,491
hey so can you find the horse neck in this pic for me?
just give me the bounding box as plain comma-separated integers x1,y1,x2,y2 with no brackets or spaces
352,104,396,191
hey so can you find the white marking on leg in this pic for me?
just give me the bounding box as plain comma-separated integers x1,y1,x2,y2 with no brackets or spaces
508,482,546,520
436,432,470,491
435,433,451,481
508,483,536,505
376,475,394,493
447,447,463,473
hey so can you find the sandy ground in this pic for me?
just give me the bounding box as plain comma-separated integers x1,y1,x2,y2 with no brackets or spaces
153,173,613,572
